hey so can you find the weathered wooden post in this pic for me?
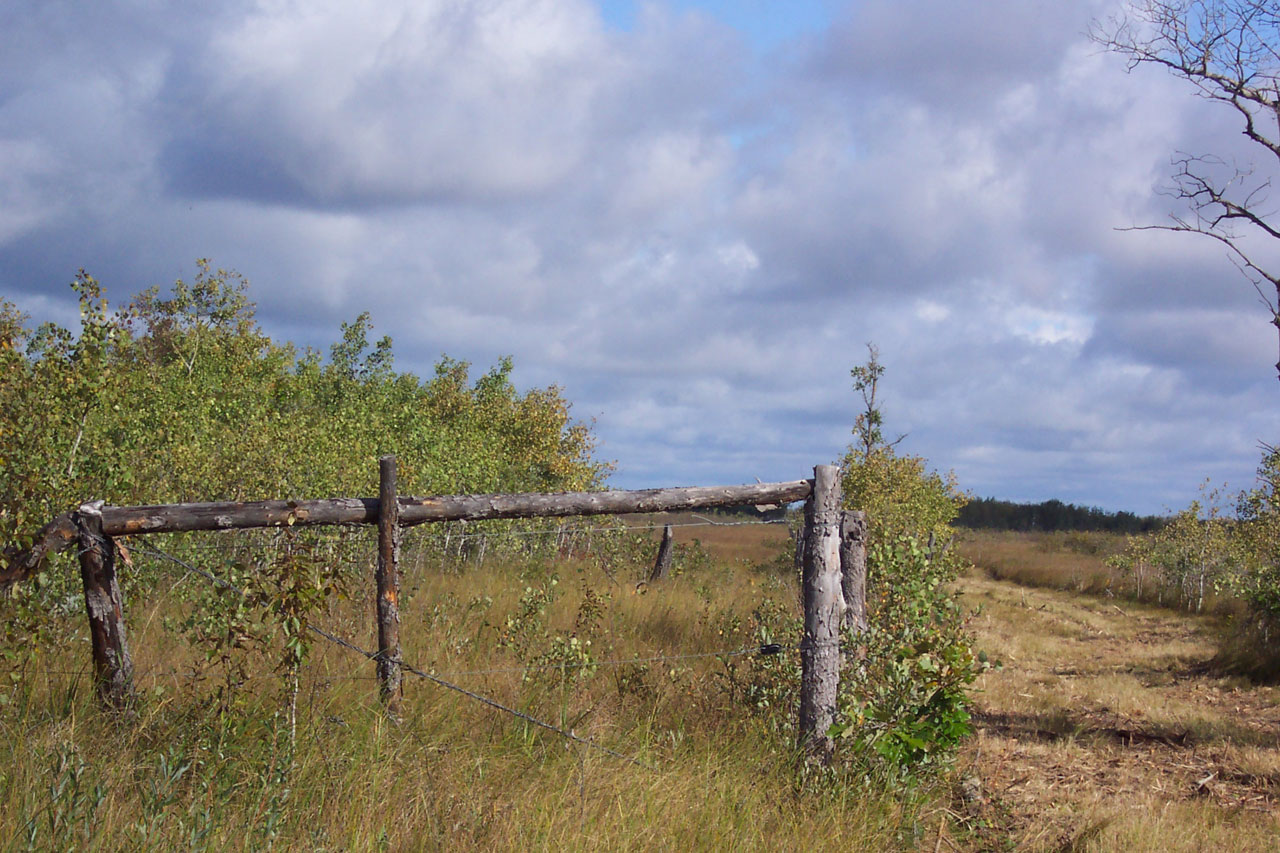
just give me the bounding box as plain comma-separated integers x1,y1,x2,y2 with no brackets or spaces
375,455,403,718
839,511,868,633
648,524,674,582
798,465,844,763
72,501,133,711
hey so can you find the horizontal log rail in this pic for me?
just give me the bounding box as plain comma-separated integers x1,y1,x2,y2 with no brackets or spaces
1,460,861,761
1,479,813,588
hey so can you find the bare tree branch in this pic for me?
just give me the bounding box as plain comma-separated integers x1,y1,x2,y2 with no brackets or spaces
1093,0,1280,381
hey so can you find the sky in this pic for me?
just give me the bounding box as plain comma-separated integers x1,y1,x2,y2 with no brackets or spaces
2,0,1278,515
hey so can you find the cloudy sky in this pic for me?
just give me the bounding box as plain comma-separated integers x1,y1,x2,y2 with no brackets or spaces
3,0,1278,514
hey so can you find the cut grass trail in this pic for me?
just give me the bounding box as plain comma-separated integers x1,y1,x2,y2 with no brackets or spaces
954,539,1280,851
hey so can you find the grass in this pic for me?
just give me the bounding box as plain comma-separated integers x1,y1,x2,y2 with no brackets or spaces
955,542,1280,850
0,518,938,852
9,522,1280,850
955,529,1126,594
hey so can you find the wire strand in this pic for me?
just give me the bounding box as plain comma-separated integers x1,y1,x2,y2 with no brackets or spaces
132,543,656,769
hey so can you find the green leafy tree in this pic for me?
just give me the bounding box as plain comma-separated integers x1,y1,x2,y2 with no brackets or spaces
1224,446,1280,626
0,261,607,683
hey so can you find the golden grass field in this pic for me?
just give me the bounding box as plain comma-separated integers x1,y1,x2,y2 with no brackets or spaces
1,518,929,852
3,522,1279,850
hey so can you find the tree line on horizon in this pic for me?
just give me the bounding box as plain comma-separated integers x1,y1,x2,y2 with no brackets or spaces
956,496,1166,534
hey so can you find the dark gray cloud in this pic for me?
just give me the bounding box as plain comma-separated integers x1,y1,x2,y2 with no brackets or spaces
1,0,1277,515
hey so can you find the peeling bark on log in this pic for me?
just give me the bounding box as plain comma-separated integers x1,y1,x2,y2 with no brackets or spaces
73,502,133,712
798,465,844,763
648,524,675,582
0,513,76,590
375,456,403,719
839,511,868,634
4,480,814,588
96,480,813,532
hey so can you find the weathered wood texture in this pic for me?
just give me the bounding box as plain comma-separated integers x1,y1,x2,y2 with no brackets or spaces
798,465,845,763
73,502,133,711
839,510,868,633
403,481,814,524
375,456,403,718
107,480,812,531
0,513,77,589
1,481,814,589
648,524,675,582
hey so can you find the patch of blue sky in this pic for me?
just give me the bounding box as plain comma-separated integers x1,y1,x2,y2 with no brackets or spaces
596,0,835,52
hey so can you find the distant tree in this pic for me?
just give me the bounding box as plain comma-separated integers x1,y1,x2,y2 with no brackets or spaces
1092,1,1280,381
841,345,964,547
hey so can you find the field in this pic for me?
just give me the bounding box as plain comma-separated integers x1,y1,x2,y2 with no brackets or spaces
4,522,1280,850
0,518,928,852
952,531,1280,850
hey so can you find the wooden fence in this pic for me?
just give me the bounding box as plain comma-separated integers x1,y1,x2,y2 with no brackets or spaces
6,459,866,760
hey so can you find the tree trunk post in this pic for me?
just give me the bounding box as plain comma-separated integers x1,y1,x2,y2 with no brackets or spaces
798,464,844,763
73,501,133,712
375,455,403,719
839,511,868,634
649,523,675,582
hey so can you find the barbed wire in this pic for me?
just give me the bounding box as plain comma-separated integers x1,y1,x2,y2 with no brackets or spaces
131,543,676,768
41,638,792,685
50,639,788,685
407,517,791,539
113,517,788,554
431,645,785,679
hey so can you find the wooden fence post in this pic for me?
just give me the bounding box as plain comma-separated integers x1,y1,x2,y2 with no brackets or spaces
839,511,868,634
649,524,674,582
375,455,403,718
798,465,844,763
72,501,133,712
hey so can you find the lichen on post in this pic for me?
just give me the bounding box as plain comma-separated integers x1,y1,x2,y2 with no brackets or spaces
798,465,845,763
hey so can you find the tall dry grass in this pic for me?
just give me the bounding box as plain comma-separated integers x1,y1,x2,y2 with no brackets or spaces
956,530,1125,594
0,522,937,852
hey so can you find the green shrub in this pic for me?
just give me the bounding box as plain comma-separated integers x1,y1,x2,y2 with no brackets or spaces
0,261,606,678
830,537,987,777
726,539,987,780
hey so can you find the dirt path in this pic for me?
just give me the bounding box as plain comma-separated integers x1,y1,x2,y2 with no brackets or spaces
947,573,1280,851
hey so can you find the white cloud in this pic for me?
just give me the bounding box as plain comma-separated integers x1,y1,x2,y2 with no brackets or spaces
914,300,949,324
1,0,1277,515
1005,306,1094,346
159,0,611,203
